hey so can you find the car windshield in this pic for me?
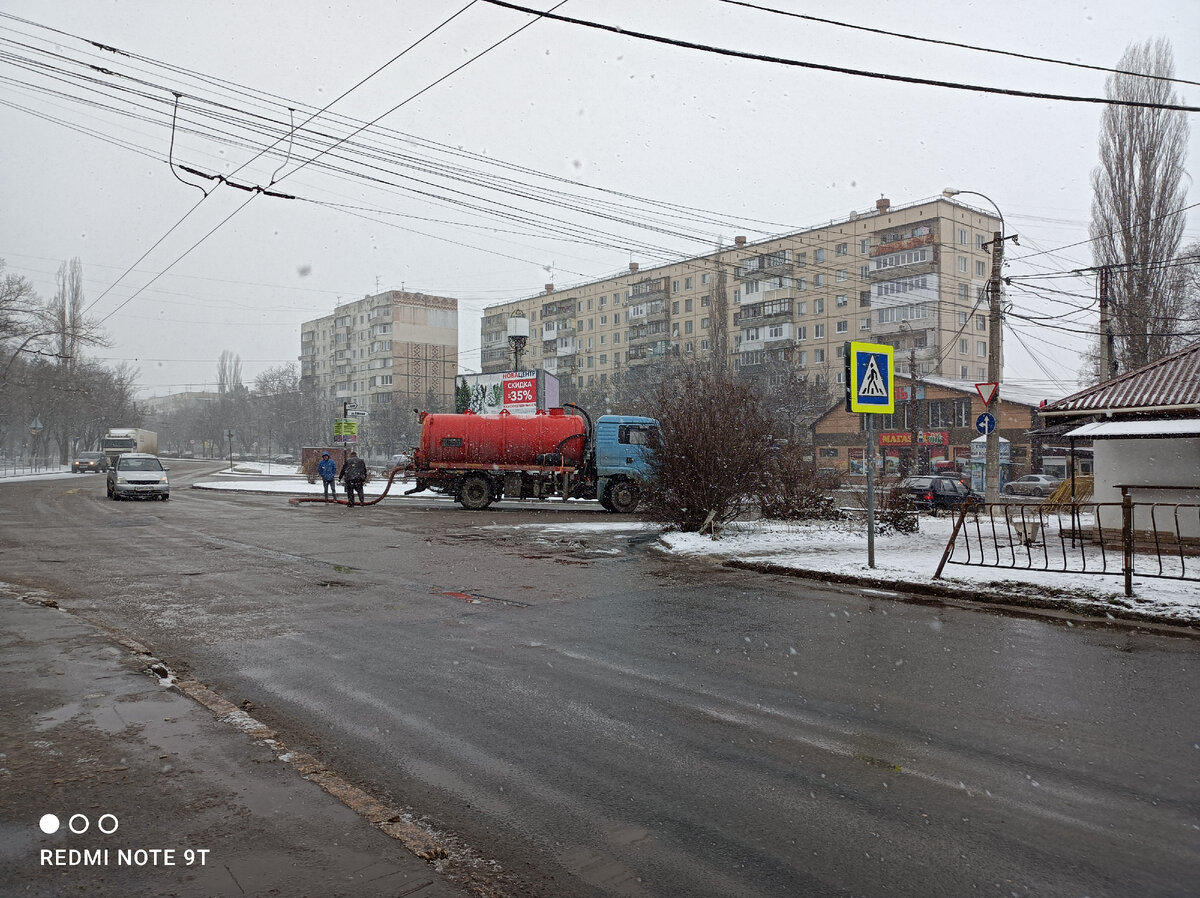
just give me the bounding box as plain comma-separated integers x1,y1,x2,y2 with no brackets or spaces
120,458,162,472
78,452,102,459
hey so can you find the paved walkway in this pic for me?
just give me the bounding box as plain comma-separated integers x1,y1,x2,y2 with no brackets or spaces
0,586,468,898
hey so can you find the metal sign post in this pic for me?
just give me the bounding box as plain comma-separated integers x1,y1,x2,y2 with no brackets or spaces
845,341,895,569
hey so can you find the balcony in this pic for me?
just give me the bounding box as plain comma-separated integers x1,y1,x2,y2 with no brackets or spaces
739,298,792,322
736,251,794,281
541,298,575,319
628,277,668,304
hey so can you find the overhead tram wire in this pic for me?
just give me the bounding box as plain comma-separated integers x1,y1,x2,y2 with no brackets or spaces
480,0,1200,112
1,30,777,259
0,15,797,235
27,3,484,320
716,0,1200,88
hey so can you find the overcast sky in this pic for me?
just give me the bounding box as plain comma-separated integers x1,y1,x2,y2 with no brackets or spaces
2,0,1197,400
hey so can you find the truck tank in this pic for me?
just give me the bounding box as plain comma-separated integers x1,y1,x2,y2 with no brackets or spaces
418,408,586,468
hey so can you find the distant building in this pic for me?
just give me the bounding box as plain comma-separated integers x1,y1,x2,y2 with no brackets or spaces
479,196,1003,391
139,390,220,415
299,290,459,411
812,375,1051,480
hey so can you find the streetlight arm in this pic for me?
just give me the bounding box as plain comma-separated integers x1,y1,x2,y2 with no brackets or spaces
942,187,1005,235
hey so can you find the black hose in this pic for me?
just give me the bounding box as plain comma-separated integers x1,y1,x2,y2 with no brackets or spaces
288,464,412,507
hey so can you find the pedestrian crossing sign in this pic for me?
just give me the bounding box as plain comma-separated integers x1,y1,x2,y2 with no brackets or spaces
847,342,894,413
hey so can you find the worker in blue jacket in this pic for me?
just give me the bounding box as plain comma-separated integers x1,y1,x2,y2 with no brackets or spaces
317,451,337,502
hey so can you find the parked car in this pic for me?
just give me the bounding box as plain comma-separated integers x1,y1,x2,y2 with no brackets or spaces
890,475,979,514
1001,473,1063,498
106,453,169,500
71,451,108,473
389,452,413,469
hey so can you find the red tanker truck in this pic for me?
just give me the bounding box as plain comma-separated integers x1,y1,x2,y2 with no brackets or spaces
408,404,659,512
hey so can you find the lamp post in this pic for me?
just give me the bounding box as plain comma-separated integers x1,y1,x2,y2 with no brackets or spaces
942,188,1017,503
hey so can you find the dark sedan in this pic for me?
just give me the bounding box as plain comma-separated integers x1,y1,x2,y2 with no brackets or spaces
890,475,980,515
71,451,109,473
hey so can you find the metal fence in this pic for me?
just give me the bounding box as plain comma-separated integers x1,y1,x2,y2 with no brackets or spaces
935,491,1200,597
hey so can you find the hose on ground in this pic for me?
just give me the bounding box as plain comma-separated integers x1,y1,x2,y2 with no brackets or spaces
288,465,415,507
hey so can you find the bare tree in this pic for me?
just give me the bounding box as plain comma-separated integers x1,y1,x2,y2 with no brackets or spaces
217,350,243,395
643,361,773,535
1089,38,1190,372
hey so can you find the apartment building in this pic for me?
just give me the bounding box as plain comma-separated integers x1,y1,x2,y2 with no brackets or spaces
300,290,459,410
479,196,1002,391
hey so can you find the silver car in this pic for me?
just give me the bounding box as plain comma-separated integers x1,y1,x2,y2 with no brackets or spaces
106,453,170,500
1000,473,1062,498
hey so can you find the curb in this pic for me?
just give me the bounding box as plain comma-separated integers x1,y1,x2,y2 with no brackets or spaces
722,559,1200,636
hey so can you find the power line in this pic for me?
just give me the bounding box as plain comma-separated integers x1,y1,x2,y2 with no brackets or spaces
481,0,1200,112
715,0,1200,88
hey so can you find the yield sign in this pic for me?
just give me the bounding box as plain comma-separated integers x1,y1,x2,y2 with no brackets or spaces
975,382,998,405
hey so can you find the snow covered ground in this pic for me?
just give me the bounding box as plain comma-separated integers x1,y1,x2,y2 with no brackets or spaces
6,465,1197,626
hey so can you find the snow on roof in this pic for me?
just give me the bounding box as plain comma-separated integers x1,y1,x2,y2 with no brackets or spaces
899,374,1061,409
1064,419,1200,438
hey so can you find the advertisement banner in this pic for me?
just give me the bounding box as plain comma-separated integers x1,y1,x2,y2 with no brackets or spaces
333,419,358,443
455,370,560,414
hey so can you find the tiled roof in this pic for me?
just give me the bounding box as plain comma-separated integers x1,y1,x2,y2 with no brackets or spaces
1040,342,1200,417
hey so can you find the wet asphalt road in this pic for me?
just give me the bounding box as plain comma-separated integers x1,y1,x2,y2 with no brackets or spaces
3,461,1199,897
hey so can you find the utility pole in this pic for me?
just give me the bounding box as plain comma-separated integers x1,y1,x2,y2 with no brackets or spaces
941,188,1015,503
1098,266,1117,382
984,231,1004,502
908,343,920,474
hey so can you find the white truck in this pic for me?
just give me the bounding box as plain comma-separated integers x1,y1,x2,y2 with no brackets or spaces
101,428,158,465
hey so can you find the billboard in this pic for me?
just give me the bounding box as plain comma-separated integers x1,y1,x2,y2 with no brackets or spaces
455,370,561,415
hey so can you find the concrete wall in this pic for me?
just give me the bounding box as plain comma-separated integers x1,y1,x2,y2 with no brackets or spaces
1094,437,1200,538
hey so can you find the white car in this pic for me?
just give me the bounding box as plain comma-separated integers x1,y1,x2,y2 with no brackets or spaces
106,453,170,500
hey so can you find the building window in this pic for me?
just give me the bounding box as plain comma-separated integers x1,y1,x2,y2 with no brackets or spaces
814,324,825,339
814,298,825,313
976,315,987,330
860,265,870,281
836,242,848,255
959,311,969,325
685,298,693,312
797,301,807,315
701,317,710,329
958,228,968,245
836,320,848,334
836,294,848,306
958,256,968,273
701,273,710,285
961,365,969,378
796,326,807,341
977,340,987,357
836,270,848,282
859,317,870,330
672,280,680,292
976,260,987,277
960,338,969,354
815,248,825,262
814,348,826,363
685,320,694,334
685,277,692,289
798,350,808,366
813,274,825,287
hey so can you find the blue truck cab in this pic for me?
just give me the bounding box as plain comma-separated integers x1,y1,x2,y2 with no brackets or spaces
593,415,660,513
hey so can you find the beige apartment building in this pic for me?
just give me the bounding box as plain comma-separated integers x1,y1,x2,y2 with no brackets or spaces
300,290,459,410
479,196,1002,392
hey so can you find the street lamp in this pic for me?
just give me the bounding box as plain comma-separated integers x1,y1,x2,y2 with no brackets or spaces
941,188,1017,503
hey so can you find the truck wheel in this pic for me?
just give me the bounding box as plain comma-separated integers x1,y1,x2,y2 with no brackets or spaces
459,474,493,510
604,478,641,514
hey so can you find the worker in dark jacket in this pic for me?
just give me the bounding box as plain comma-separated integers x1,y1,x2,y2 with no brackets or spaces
317,451,337,502
339,450,368,507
